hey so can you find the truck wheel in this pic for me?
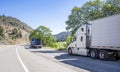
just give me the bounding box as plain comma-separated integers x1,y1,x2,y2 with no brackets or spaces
90,49,98,59
68,48,72,55
115,52,120,60
99,50,109,60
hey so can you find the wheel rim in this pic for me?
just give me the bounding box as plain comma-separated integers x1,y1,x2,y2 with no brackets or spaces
91,51,95,58
99,52,105,59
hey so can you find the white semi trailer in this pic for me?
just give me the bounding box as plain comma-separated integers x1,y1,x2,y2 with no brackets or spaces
67,14,120,60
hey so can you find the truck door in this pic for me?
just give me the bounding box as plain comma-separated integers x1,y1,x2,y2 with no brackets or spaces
72,36,78,54
76,25,88,56
77,26,86,48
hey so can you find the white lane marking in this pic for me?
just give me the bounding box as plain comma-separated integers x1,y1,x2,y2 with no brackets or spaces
16,47,29,72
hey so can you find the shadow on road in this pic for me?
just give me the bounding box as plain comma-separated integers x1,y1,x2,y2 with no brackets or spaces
55,53,120,72
30,49,64,53
27,48,120,72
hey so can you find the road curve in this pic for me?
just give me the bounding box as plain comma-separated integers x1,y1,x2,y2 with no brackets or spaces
0,45,24,72
0,45,87,72
19,45,87,72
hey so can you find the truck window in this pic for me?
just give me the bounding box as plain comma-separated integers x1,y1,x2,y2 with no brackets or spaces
81,36,83,41
81,28,84,32
73,36,76,41
88,29,90,34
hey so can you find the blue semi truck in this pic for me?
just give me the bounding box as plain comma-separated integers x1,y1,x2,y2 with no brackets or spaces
31,38,42,48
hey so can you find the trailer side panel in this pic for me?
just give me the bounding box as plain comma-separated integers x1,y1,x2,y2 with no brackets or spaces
91,14,120,49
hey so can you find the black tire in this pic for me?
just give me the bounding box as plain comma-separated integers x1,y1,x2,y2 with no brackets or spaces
115,56,120,60
90,49,98,59
99,50,110,60
39,47,42,48
115,52,120,60
68,48,72,55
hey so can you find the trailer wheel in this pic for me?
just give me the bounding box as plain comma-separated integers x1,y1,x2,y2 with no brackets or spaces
90,49,98,59
115,51,120,60
68,48,72,55
99,50,109,60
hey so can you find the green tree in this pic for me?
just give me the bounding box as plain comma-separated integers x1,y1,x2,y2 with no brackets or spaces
81,0,103,20
66,6,83,35
29,26,56,47
102,0,120,16
66,35,72,47
66,0,120,36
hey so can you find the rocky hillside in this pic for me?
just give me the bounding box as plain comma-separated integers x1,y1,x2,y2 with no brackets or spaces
53,31,70,42
0,15,32,44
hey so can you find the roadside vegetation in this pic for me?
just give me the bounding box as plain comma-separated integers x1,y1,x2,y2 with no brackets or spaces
65,0,120,46
55,42,67,50
29,26,68,50
66,0,120,36
29,26,57,47
0,15,32,44
0,26,5,40
8,28,22,39
29,0,120,50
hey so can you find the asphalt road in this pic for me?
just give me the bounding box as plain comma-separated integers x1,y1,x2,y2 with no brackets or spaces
0,45,87,72
27,47,120,72
0,45,24,72
0,45,120,72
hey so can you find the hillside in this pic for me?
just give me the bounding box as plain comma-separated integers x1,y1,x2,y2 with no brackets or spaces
53,31,70,42
0,15,33,44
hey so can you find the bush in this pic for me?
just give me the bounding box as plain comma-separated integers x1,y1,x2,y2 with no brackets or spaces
66,36,72,47
0,26,4,39
54,42,67,50
9,28,22,39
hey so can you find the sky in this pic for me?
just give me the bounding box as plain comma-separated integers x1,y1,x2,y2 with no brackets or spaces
0,0,87,34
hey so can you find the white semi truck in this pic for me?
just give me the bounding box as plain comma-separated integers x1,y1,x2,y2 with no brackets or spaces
67,14,120,60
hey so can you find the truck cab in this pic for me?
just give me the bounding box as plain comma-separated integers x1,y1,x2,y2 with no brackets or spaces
68,24,91,56
31,38,42,48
